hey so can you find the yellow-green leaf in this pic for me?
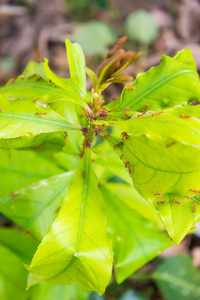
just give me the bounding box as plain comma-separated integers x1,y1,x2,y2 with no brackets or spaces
28,148,113,295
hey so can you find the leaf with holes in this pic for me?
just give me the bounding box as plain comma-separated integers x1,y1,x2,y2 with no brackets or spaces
27,149,113,295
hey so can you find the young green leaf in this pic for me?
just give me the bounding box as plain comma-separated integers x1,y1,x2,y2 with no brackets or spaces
101,184,172,283
107,134,200,243
65,39,86,90
85,67,97,85
118,49,200,111
0,172,74,240
23,61,48,80
0,60,89,109
113,105,200,146
0,150,63,199
27,149,113,295
0,95,83,144
44,59,89,109
0,132,66,152
0,73,82,105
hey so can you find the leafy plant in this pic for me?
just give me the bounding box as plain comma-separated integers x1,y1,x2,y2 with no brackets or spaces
0,36,200,298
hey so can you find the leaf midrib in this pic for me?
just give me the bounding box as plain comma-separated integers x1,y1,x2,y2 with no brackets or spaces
48,151,91,278
122,69,197,109
3,82,89,107
0,113,78,131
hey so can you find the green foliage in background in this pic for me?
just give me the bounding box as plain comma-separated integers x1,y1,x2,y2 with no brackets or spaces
125,10,159,45
72,21,117,55
0,36,200,299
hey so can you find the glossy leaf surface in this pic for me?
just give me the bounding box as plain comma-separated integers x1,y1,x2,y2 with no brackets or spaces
0,172,74,240
101,183,172,283
118,49,200,111
28,149,113,295
152,255,200,300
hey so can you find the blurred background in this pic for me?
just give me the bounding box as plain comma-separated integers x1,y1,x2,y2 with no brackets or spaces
1,0,200,96
1,0,200,299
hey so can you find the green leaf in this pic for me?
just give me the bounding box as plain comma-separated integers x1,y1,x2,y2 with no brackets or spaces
0,132,66,152
125,10,159,45
0,172,74,240
85,67,97,85
0,95,82,144
0,244,28,300
0,229,35,300
44,59,89,109
113,105,200,146
0,72,74,105
118,49,200,111
23,61,48,80
65,39,86,90
28,148,113,295
107,134,200,244
152,255,200,300
92,137,132,185
0,150,63,199
101,183,172,283
72,21,117,55
30,282,89,300
0,61,89,109
102,183,163,227
0,228,38,264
